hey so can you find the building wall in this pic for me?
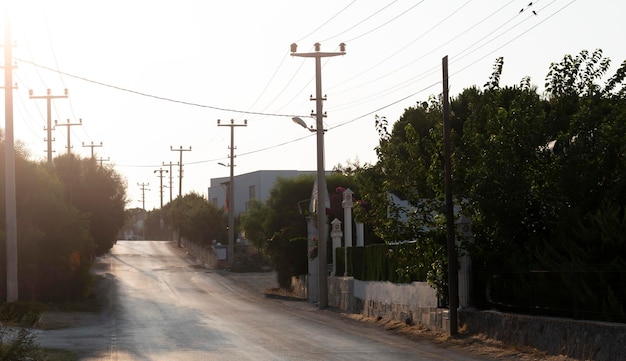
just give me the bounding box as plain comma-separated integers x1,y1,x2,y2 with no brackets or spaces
208,170,316,215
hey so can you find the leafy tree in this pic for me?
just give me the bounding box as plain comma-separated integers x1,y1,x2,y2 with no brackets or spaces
356,50,626,315
53,154,127,256
144,208,170,240
0,142,93,301
162,192,227,246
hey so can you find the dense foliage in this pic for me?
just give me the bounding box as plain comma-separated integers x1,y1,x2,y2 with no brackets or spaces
354,49,626,321
1,149,127,301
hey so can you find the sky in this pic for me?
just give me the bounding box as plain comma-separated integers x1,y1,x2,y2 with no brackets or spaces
2,0,625,210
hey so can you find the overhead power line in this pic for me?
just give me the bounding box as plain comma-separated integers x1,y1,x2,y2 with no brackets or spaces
15,58,307,119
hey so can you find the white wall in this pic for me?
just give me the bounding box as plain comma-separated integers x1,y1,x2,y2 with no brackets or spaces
208,170,316,215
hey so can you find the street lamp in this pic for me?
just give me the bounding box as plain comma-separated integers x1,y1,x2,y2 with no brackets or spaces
291,42,346,309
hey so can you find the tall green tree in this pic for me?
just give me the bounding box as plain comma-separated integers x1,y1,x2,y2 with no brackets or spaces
356,50,626,316
53,154,127,256
1,142,93,301
162,192,227,246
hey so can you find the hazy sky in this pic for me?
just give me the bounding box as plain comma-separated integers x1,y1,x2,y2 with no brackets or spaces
3,0,624,210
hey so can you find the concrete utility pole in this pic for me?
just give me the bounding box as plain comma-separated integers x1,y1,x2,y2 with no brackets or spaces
217,119,247,269
82,141,102,158
291,42,346,309
154,168,168,208
3,9,18,302
163,161,176,203
97,156,110,167
138,182,150,211
442,55,458,336
55,118,82,155
29,88,68,163
170,146,191,198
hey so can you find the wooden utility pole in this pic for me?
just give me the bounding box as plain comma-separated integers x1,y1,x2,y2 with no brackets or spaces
29,89,68,163
170,146,191,198
138,182,150,211
154,168,168,208
55,118,82,155
163,161,176,203
217,119,247,269
442,55,458,336
3,8,18,302
169,147,191,248
82,141,102,158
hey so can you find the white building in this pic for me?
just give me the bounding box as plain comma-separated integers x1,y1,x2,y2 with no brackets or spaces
207,170,316,215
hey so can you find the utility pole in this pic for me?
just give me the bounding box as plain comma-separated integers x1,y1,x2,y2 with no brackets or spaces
97,156,110,167
154,168,168,208
169,147,190,248
138,182,150,211
29,88,68,163
170,146,191,198
217,119,247,269
442,55,458,336
291,42,345,309
82,141,102,158
163,161,176,203
3,9,18,302
55,118,82,155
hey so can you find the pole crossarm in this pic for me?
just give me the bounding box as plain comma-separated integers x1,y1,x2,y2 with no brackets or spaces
55,118,82,155
82,141,103,158
97,156,110,167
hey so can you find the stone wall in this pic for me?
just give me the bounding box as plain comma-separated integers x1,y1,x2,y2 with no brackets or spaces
325,276,625,359
460,310,626,361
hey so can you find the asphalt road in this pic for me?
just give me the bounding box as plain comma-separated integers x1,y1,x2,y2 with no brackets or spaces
38,241,485,361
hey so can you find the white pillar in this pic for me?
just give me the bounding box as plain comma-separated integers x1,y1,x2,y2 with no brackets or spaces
342,188,354,276
330,218,343,276
356,222,364,247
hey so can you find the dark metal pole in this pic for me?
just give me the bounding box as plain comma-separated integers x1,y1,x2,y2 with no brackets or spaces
442,55,458,336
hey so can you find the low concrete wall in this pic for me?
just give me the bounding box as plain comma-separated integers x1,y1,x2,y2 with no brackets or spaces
460,310,626,361
326,276,449,332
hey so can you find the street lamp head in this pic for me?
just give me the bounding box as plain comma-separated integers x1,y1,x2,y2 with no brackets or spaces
292,116,315,132
290,43,297,53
